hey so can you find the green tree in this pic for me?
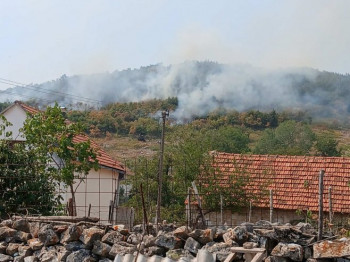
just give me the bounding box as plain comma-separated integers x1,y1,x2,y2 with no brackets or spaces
209,126,250,153
0,141,60,217
21,104,98,215
254,120,315,155
315,132,341,156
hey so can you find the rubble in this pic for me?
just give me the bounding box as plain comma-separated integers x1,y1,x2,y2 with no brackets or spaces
0,217,341,261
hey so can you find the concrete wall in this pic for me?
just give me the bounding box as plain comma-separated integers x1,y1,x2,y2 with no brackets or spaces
65,168,120,223
0,104,27,140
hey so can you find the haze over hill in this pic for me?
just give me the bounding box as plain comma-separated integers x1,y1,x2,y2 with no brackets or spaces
1,61,350,121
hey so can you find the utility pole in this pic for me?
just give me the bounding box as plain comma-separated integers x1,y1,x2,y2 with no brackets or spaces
156,110,169,230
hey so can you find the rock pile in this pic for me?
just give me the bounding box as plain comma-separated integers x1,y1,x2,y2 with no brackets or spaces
0,218,337,262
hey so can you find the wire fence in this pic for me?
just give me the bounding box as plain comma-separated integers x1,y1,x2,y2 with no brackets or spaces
2,159,350,234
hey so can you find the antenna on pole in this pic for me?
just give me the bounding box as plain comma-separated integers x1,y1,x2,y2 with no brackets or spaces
156,110,169,231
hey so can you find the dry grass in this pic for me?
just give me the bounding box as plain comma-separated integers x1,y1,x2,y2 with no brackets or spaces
94,135,159,162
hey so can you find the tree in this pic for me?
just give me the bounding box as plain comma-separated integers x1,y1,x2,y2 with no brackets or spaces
21,104,98,215
254,120,315,155
209,126,250,153
0,141,60,217
315,132,341,156
0,116,59,217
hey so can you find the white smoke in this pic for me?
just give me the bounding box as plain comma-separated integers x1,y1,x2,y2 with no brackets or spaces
1,61,344,121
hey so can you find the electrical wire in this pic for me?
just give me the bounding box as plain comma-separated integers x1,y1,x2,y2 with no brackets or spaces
0,77,103,105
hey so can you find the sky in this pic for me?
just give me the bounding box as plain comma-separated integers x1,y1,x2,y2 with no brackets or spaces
0,0,349,91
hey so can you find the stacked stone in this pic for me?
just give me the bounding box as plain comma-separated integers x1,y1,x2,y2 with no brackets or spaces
0,218,336,262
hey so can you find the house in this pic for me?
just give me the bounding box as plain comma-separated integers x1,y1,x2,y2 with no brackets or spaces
203,152,350,226
0,101,126,223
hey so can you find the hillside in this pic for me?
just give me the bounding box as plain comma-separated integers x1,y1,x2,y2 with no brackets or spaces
1,61,350,122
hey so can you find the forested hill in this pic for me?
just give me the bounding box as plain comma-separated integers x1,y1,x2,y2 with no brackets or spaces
1,61,350,121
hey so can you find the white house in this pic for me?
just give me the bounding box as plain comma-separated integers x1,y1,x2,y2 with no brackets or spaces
0,101,126,223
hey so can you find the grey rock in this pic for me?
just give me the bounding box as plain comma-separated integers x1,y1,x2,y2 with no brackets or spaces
101,231,125,245
188,229,214,245
13,256,25,262
56,245,71,262
109,242,136,257
241,222,254,233
255,220,272,228
0,221,12,228
27,238,43,251
92,240,111,257
0,227,17,241
66,249,95,262
223,226,248,245
184,237,201,254
60,225,82,244
203,242,236,262
38,225,59,246
64,241,87,251
79,227,104,248
304,246,312,260
12,220,30,233
14,231,31,243
264,256,290,262
18,245,32,257
126,233,142,245
155,234,179,250
271,243,303,261
6,243,20,256
23,256,38,262
143,235,156,248
259,236,278,253
28,223,40,239
0,253,13,262
143,246,166,257
39,248,58,262
295,223,316,235
166,249,194,261
243,242,258,249
0,242,7,254
98,259,112,262
173,226,191,240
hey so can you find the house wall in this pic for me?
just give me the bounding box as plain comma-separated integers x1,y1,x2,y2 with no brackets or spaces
65,168,120,223
0,105,27,140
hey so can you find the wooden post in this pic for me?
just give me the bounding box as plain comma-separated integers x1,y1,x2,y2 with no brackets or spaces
140,184,149,235
156,110,168,231
191,181,206,228
186,187,191,229
328,186,333,224
318,170,325,241
269,189,273,223
220,194,223,226
249,201,252,223
88,204,91,217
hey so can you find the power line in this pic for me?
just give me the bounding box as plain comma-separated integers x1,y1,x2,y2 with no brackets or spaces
0,87,57,104
0,77,103,105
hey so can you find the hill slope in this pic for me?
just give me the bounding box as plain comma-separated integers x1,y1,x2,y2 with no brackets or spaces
2,61,350,121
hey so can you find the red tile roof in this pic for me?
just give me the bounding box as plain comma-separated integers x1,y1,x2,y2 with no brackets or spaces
209,152,350,213
14,101,40,115
73,134,125,171
4,101,125,173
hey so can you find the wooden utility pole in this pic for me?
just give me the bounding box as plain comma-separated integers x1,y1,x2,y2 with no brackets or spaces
318,170,325,241
269,189,273,223
156,110,168,229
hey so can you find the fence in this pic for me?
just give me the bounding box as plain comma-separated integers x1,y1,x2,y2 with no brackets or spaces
2,159,350,235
